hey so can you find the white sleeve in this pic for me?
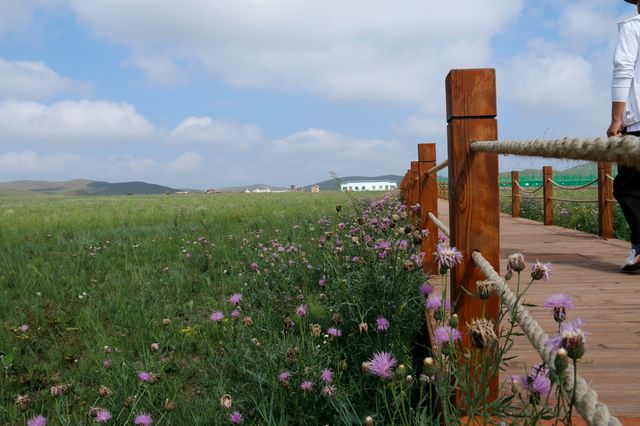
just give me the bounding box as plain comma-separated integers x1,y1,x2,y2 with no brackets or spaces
613,21,640,102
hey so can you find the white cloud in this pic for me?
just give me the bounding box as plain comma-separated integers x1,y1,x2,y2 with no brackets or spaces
0,100,155,144
69,0,523,104
124,53,188,86
0,150,81,174
0,150,205,183
169,116,261,149
500,43,600,112
269,128,410,182
559,2,616,43
0,58,89,100
166,151,204,174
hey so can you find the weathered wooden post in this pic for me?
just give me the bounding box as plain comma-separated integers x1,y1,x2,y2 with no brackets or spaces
543,166,553,226
446,68,500,401
598,162,614,239
511,171,520,218
411,161,420,212
418,143,438,275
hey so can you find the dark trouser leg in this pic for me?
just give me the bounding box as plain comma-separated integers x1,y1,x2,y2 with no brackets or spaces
613,165,640,246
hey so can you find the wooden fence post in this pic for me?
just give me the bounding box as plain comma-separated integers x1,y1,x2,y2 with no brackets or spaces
598,162,614,239
418,143,438,275
511,171,520,218
446,68,500,402
411,161,420,212
543,166,553,226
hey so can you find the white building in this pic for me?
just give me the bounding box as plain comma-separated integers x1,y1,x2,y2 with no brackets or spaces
340,180,397,192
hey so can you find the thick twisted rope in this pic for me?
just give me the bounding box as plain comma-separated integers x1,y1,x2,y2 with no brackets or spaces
427,212,450,237
514,181,543,194
470,135,640,169
427,160,449,177
548,178,598,191
550,197,597,204
471,251,620,426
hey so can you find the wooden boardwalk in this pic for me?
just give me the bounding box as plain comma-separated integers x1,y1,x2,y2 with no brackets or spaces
436,199,640,418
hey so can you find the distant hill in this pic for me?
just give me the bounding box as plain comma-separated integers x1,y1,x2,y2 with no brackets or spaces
498,162,596,178
0,179,180,196
305,175,403,191
219,183,290,193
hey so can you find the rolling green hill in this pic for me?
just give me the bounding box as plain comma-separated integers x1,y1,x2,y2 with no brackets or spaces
0,179,180,196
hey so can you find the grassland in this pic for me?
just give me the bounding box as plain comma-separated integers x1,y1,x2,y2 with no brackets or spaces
1,192,378,425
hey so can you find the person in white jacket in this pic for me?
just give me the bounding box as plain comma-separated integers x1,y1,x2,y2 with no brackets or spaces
608,0,640,272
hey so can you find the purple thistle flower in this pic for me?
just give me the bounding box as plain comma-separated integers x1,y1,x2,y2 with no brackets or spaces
138,371,152,383
375,316,390,332
398,239,409,250
103,359,112,369
434,243,463,270
133,413,153,426
95,409,112,423
419,283,434,298
295,304,308,317
27,416,47,426
210,311,224,322
278,371,291,383
527,374,551,395
300,380,314,392
250,262,259,271
318,278,326,287
374,240,392,251
20,324,29,332
434,326,462,346
367,351,397,380
319,368,333,383
425,296,450,311
327,327,342,337
437,230,448,242
531,260,552,281
543,294,574,323
548,318,587,360
230,411,244,424
228,293,243,305
231,309,241,319
322,385,337,398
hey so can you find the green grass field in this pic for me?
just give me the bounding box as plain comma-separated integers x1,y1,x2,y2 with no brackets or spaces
1,192,382,425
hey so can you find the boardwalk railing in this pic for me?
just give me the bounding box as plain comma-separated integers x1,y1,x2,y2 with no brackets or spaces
400,68,629,425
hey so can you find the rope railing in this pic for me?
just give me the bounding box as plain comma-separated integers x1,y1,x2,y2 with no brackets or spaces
548,178,598,191
427,211,450,237
550,197,598,203
605,174,615,182
470,135,640,169
426,159,449,177
514,181,543,195
471,251,621,426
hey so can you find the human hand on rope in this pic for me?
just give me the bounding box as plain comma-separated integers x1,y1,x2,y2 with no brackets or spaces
607,117,624,137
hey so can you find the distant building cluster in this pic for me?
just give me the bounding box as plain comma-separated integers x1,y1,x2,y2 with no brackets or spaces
340,180,397,192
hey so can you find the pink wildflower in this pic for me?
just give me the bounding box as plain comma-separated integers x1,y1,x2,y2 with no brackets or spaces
20,324,29,333
228,293,243,305
295,304,308,317
138,371,152,382
300,380,314,392
210,311,224,322
434,326,462,346
322,385,337,398
434,243,463,270
375,316,390,332
103,359,112,369
531,260,552,281
278,371,291,383
27,416,47,426
133,413,153,426
319,368,333,383
367,351,397,380
543,294,573,323
230,411,244,424
419,283,434,298
231,310,241,319
327,327,342,337
95,409,112,423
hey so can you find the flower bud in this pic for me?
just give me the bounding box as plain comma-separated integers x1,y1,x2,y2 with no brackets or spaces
365,416,375,426
554,348,569,373
448,314,459,327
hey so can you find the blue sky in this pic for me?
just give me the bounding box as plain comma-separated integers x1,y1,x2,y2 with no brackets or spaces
0,0,634,188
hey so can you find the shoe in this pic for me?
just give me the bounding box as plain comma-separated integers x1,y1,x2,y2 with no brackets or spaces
621,248,640,272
